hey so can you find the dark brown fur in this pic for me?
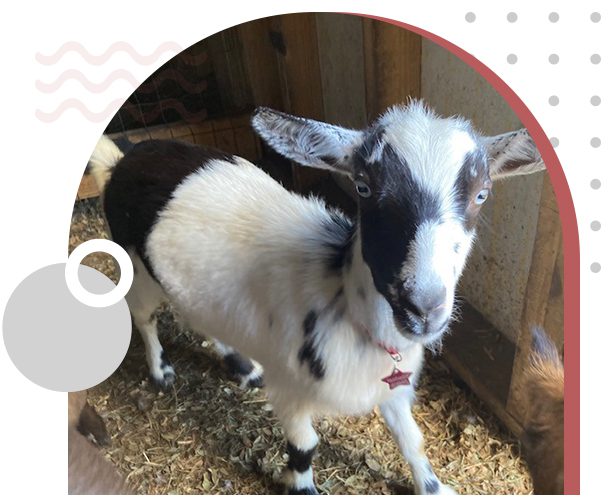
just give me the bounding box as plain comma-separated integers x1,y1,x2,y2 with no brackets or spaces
521,328,564,494
68,391,129,494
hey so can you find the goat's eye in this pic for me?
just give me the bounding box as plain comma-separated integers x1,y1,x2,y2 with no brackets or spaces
475,188,490,205
355,180,372,198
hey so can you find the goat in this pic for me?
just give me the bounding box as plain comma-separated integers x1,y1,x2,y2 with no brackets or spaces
68,391,129,494
521,327,564,494
90,100,544,494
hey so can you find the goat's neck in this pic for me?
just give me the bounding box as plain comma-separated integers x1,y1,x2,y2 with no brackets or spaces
341,228,416,353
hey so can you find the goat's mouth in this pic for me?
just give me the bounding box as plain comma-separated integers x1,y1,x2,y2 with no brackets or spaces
391,307,452,344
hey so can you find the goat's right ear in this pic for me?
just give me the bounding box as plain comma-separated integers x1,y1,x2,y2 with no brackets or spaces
251,107,363,176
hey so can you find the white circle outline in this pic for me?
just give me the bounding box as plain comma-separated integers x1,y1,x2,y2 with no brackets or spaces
65,239,133,308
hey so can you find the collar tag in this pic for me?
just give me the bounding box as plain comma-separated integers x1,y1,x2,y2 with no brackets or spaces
381,368,412,389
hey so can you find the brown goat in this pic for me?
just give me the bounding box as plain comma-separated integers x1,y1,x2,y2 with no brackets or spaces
521,327,564,494
68,391,129,494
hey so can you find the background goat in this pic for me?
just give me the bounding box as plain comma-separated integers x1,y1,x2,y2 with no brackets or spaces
68,391,129,494
90,100,543,494
521,327,564,494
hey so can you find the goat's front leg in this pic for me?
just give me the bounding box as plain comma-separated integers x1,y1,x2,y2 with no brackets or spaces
277,410,319,494
380,390,456,495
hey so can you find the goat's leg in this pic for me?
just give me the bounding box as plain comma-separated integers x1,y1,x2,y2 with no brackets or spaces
276,410,319,494
212,339,264,388
126,257,175,390
380,391,456,495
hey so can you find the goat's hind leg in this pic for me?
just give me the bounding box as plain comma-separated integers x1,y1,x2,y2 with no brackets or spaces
126,256,175,390
213,339,264,388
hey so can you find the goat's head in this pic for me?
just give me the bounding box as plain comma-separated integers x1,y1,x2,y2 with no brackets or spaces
253,101,544,343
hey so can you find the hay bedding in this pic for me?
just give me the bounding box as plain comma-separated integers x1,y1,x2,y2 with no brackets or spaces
70,198,532,495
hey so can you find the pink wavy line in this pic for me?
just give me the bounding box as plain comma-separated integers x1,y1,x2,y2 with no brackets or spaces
36,69,139,92
35,41,183,65
36,68,209,94
35,98,125,123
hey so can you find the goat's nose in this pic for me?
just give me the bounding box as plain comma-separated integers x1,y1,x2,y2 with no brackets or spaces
408,286,447,318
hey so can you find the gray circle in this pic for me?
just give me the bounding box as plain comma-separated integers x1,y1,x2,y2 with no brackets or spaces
591,54,601,64
591,95,601,106
591,178,601,189
550,137,560,147
549,54,560,64
548,95,560,106
591,12,601,23
591,137,602,148
2,264,131,392
591,220,601,231
549,12,560,23
591,262,601,273
507,12,518,22
507,53,518,64
465,12,476,23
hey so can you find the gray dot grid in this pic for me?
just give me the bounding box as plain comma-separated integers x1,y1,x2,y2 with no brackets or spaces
466,10,603,273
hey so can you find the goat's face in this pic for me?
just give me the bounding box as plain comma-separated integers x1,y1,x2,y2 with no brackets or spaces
352,106,490,341
253,101,544,343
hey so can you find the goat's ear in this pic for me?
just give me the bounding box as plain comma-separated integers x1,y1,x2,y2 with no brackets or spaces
530,326,561,367
482,129,545,181
252,107,363,175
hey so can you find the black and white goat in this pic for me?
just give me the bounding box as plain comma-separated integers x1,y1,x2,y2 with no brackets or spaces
90,101,544,494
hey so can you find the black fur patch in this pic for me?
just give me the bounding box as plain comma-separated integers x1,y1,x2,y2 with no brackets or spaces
320,211,356,272
160,350,171,370
103,139,236,280
424,478,440,494
303,311,317,336
286,442,316,473
298,341,325,380
224,352,255,377
356,143,443,300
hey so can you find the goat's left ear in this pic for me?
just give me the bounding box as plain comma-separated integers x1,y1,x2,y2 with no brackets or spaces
252,107,364,175
481,128,545,180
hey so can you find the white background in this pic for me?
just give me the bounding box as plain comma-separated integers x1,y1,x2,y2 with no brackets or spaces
0,0,605,495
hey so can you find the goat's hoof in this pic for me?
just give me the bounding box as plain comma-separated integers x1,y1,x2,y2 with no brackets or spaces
245,373,264,389
150,367,176,391
286,486,318,495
